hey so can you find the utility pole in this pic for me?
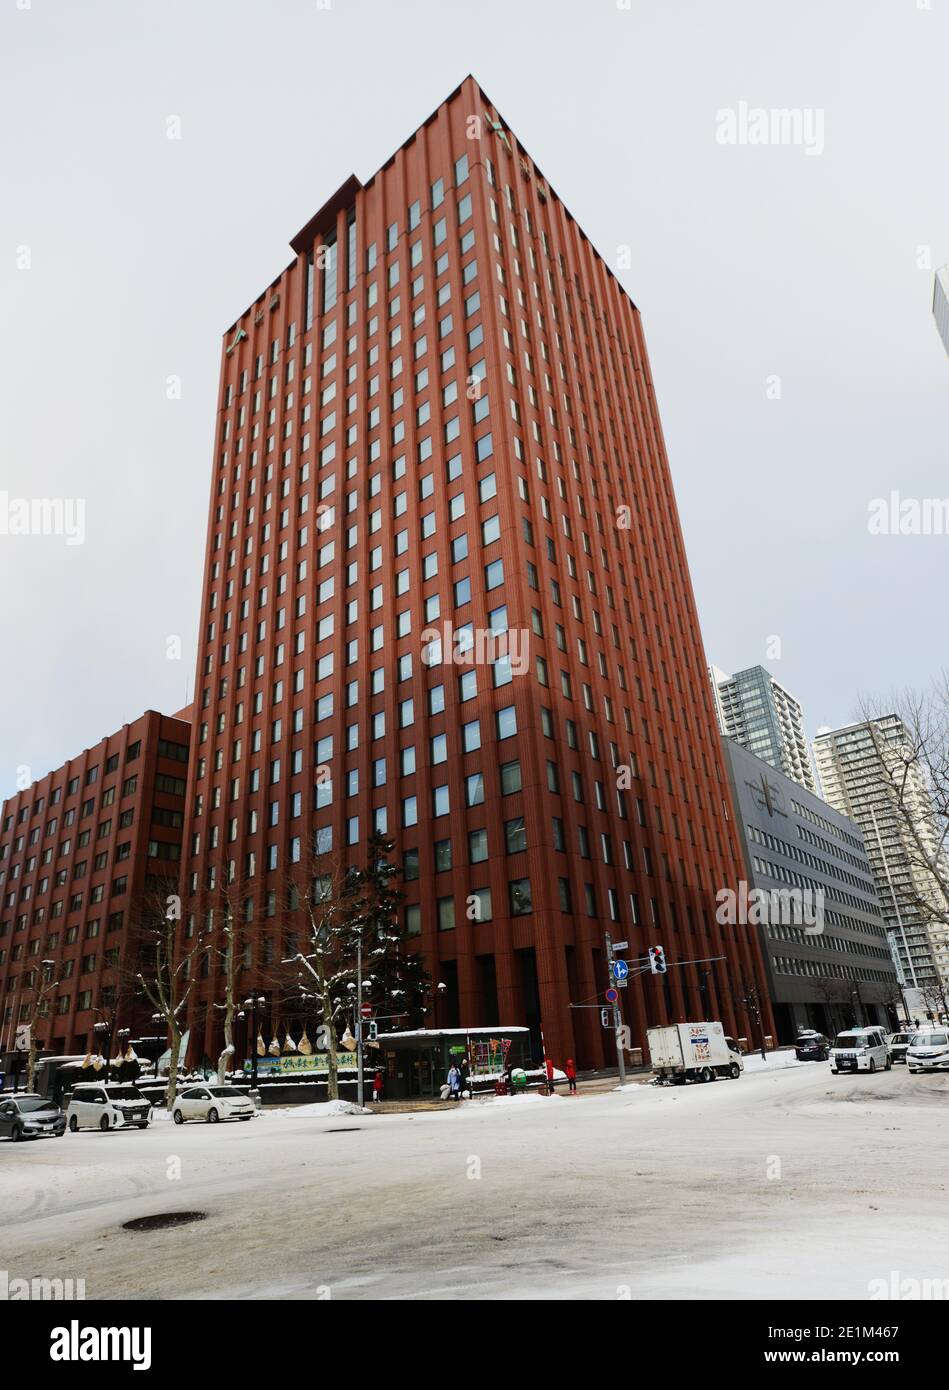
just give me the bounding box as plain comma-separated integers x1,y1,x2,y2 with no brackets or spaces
604,933,628,1087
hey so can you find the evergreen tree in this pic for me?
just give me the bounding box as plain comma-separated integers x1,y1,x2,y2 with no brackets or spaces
339,832,429,1030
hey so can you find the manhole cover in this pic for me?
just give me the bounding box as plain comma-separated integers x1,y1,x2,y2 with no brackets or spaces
122,1211,207,1233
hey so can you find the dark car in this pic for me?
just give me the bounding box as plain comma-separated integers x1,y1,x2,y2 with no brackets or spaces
0,1093,67,1141
794,1031,830,1061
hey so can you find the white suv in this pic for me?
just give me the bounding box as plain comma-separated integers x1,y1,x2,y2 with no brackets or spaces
829,1026,892,1075
66,1083,153,1132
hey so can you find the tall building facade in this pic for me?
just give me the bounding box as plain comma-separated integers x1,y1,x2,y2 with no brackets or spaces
0,711,191,1057
722,738,898,1042
710,664,816,793
180,76,773,1071
813,718,949,993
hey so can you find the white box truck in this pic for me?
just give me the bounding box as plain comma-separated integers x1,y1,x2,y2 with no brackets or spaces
647,1022,744,1084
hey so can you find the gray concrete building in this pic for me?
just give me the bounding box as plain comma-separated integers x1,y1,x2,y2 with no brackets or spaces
722,737,899,1043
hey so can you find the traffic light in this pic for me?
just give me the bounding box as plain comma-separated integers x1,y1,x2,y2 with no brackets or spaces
367,1020,378,1042
649,945,667,975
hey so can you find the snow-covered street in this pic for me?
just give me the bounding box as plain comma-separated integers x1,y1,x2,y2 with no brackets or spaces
3,1059,948,1301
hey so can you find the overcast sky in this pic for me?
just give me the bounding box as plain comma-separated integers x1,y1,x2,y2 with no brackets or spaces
2,0,947,801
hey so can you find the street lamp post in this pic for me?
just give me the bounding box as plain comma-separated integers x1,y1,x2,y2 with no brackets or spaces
242,994,265,1089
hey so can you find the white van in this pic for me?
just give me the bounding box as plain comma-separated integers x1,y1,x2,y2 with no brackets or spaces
829,1026,891,1075
65,1082,153,1132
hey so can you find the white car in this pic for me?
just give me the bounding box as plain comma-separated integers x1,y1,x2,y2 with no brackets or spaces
906,1029,949,1073
172,1085,256,1124
66,1083,153,1132
829,1026,891,1075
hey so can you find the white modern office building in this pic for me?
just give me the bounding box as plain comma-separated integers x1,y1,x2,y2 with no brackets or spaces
710,665,817,794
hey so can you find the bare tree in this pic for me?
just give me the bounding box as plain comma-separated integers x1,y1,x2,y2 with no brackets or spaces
267,842,358,1102
206,875,259,1085
20,959,59,1091
918,979,949,1024
876,978,905,1030
734,976,768,1059
125,878,204,1108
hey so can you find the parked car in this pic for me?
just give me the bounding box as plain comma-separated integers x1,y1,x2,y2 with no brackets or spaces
65,1083,152,1132
906,1030,949,1073
794,1030,830,1061
0,1093,67,1141
829,1026,891,1074
887,1031,913,1064
172,1085,256,1124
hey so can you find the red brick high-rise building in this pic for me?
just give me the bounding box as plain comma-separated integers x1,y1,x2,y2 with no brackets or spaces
0,710,191,1058
181,76,773,1070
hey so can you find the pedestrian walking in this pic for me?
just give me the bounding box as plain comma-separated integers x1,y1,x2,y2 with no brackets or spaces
372,1068,384,1104
545,1056,556,1095
447,1063,462,1101
565,1058,577,1095
459,1057,470,1099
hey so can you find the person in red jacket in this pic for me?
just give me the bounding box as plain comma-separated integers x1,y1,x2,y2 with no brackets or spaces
372,1069,384,1104
565,1058,577,1095
545,1056,556,1095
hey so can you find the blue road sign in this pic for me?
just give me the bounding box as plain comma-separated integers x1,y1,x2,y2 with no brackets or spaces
612,959,629,981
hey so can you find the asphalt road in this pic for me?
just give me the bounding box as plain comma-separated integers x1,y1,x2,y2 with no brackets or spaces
2,1058,948,1300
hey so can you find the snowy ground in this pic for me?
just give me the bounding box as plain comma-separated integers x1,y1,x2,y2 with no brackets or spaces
2,1059,948,1301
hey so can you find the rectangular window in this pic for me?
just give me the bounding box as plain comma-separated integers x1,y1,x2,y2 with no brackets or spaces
509,878,532,916
322,233,338,313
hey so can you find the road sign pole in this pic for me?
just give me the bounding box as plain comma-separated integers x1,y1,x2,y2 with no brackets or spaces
605,933,627,1087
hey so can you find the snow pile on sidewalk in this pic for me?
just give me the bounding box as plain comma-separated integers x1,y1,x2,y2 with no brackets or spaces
263,1099,373,1118
743,1050,808,1073
468,1091,566,1108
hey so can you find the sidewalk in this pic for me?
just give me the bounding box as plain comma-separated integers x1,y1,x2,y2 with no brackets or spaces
365,1067,655,1112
